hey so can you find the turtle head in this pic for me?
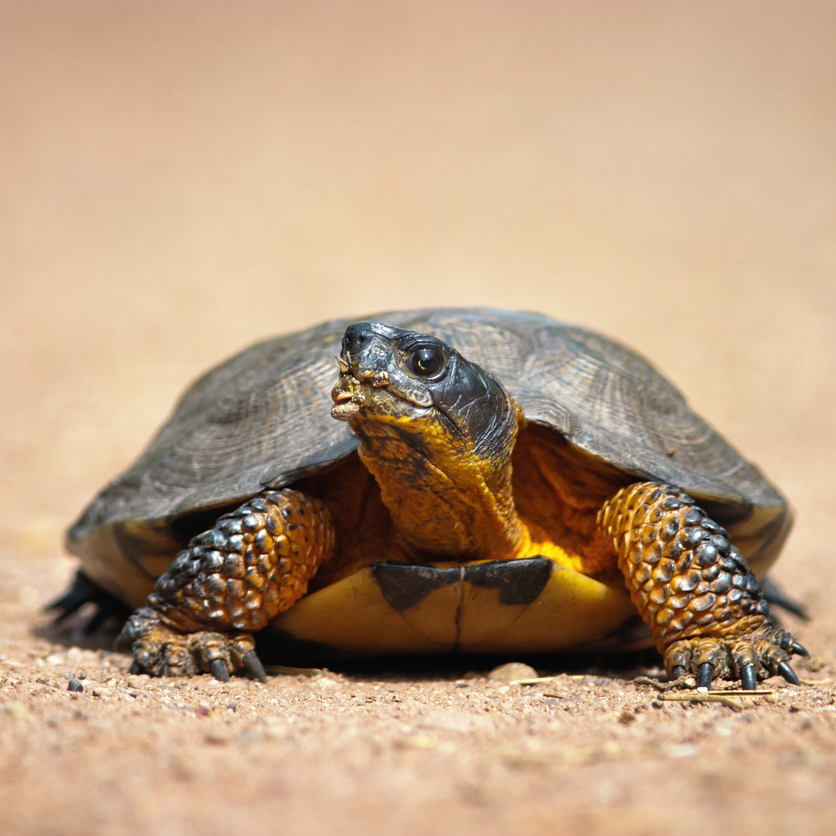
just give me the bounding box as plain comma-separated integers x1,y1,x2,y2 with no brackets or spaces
331,321,520,463
331,321,526,560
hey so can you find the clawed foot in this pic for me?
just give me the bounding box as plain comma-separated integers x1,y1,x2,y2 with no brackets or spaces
118,607,268,682
664,618,808,689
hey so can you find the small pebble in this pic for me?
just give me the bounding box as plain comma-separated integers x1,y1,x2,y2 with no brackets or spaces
308,676,339,690
488,662,538,684
67,679,84,693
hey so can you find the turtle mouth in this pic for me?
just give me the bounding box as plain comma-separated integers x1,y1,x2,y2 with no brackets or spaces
330,354,399,422
330,371,367,421
330,359,436,425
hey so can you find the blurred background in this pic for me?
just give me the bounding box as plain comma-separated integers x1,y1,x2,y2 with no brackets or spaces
1,1,834,634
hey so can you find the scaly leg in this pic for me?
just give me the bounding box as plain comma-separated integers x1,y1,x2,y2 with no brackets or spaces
595,483,807,688
118,489,334,681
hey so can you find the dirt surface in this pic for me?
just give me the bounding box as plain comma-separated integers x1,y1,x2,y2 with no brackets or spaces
2,2,836,835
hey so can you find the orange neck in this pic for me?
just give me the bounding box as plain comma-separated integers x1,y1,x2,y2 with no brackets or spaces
350,403,529,562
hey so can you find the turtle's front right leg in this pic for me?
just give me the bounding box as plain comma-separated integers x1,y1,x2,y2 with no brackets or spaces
595,482,807,689
118,489,334,681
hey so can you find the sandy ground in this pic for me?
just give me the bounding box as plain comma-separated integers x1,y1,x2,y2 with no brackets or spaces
2,2,836,834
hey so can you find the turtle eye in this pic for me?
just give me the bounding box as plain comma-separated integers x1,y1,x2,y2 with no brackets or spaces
409,346,446,377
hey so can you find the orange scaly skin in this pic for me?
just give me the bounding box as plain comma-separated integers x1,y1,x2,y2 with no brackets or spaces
597,482,799,682
349,402,526,562
118,490,334,678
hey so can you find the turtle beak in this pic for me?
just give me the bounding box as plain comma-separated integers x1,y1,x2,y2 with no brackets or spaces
330,370,365,421
332,324,394,421
336,322,395,388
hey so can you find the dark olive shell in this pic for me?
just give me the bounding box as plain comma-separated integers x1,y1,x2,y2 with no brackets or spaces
69,308,788,568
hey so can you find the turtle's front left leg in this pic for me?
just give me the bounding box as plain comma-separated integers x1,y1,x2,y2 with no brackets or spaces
118,489,334,681
595,482,807,689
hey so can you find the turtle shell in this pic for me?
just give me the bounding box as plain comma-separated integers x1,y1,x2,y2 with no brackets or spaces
67,308,791,653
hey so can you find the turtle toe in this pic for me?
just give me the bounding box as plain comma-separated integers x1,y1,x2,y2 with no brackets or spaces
118,608,262,680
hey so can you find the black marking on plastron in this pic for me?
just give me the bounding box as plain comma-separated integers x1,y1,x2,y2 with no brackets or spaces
465,558,552,606
372,563,461,612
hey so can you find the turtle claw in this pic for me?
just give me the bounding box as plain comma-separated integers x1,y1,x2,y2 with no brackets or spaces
670,665,686,681
790,641,810,658
242,650,268,683
696,663,713,689
739,664,757,691
776,660,800,686
209,659,230,682
663,618,806,689
118,607,258,679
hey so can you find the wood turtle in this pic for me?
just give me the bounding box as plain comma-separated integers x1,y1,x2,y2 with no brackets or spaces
57,308,806,688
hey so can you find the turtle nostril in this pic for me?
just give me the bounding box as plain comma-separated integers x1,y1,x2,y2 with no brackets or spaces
343,322,374,357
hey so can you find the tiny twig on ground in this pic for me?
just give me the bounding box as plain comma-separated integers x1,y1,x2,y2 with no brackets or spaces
509,677,559,686
661,693,746,710
659,690,775,711
263,664,323,677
